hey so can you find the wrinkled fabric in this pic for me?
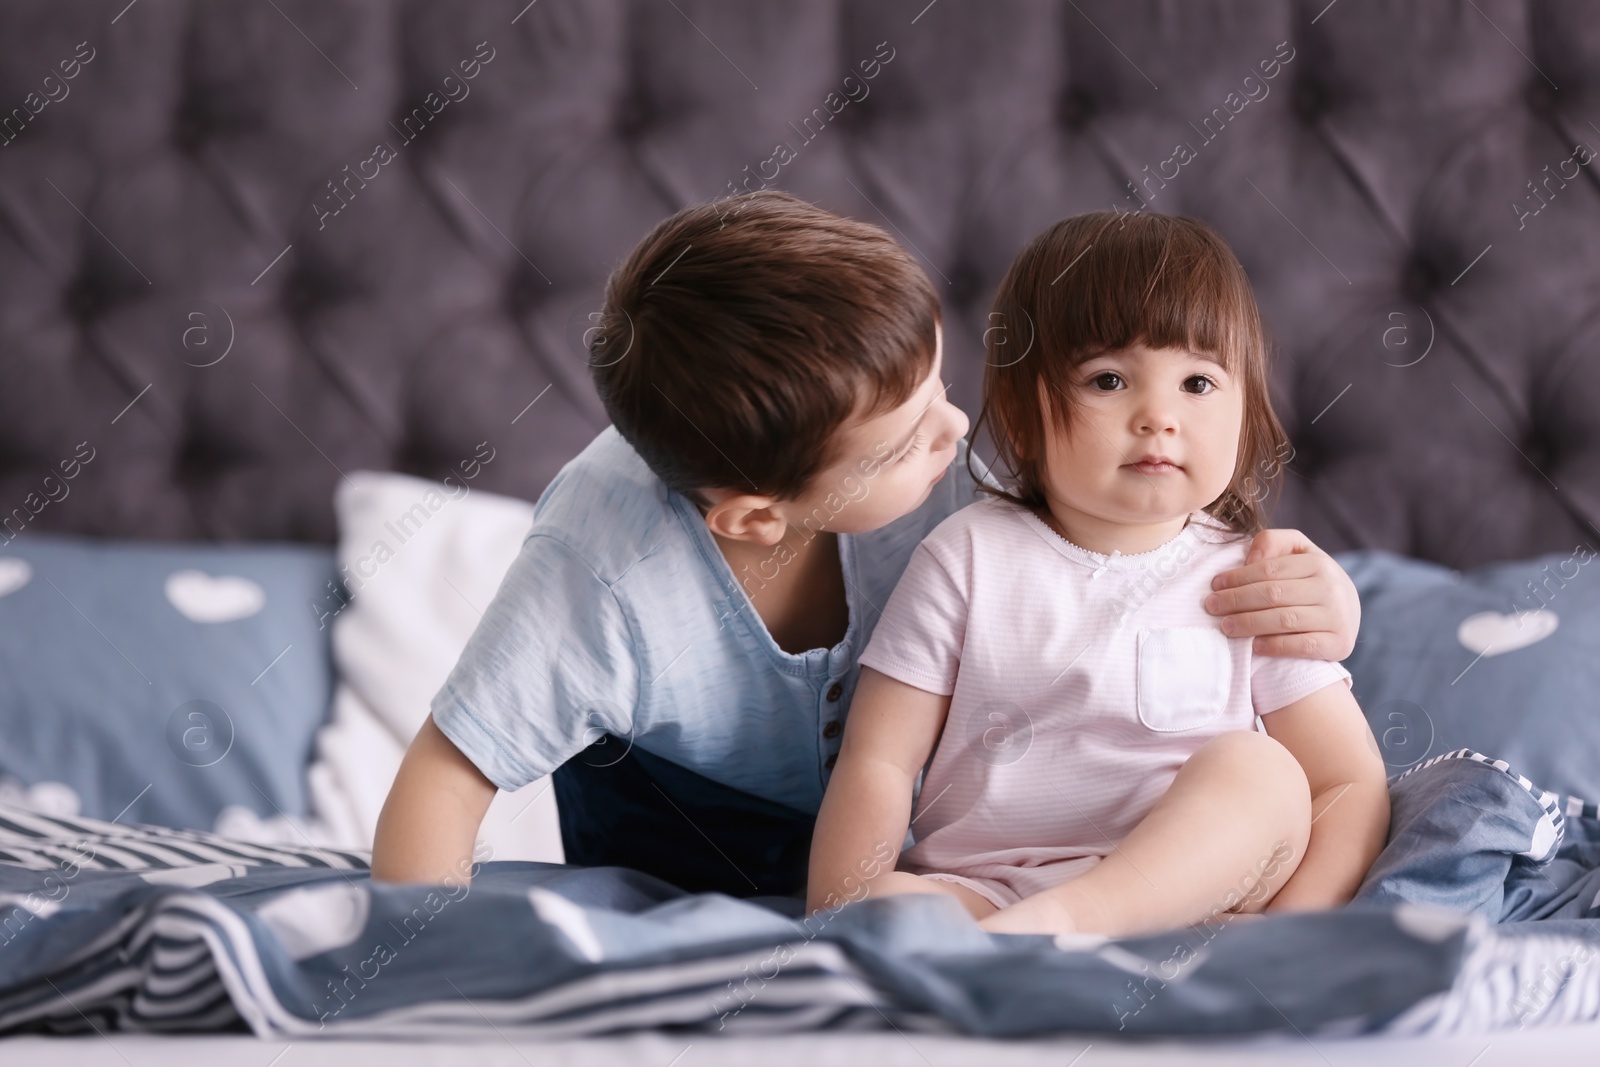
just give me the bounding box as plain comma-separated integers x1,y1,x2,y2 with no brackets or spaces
6,749,1600,1038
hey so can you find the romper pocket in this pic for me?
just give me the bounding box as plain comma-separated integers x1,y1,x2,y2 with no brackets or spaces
1136,626,1232,732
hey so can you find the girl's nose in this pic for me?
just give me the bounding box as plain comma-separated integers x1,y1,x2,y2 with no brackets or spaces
1133,394,1180,434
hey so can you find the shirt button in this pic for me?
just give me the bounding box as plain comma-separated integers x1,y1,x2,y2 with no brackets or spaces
822,720,841,739
824,754,837,769
826,682,843,702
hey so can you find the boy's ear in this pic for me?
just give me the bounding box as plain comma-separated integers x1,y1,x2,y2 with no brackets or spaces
701,491,789,547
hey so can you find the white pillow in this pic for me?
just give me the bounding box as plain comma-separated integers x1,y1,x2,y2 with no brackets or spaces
302,470,562,862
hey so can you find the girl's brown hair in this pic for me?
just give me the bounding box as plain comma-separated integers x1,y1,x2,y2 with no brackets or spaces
968,210,1290,536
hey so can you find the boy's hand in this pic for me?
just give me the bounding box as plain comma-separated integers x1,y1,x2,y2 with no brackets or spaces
1204,528,1360,661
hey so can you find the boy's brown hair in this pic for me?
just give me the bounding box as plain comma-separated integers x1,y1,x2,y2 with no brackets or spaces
970,210,1290,536
590,190,939,507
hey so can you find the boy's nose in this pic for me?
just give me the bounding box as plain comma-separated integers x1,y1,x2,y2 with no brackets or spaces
938,399,971,447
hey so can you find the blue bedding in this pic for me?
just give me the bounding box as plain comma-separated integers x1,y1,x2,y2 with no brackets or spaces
3,749,1600,1039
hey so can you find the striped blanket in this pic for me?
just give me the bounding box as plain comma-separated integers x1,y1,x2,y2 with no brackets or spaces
3,749,1600,1039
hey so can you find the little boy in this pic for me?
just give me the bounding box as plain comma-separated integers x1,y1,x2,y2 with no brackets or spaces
371,190,1362,897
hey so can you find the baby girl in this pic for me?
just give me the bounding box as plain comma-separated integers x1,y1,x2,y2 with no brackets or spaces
806,211,1390,938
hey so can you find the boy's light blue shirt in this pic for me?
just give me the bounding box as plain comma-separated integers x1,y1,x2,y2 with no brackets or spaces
431,426,997,815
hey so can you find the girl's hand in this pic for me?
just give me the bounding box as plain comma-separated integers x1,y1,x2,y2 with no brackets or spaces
1204,528,1360,661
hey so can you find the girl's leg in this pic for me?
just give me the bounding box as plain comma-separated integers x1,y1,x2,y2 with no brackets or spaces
860,870,1000,921
980,729,1312,937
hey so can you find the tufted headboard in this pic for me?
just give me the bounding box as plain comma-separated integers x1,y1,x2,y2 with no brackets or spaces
2,0,1597,568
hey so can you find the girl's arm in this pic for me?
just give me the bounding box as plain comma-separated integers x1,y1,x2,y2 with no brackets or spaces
371,716,497,884
1206,529,1362,660
806,667,952,915
1259,682,1390,910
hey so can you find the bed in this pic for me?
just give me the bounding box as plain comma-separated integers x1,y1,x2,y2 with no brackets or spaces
4,0,1600,1061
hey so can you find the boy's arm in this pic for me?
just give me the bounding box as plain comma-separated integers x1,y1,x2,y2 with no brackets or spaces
1259,681,1390,911
806,667,951,914
1206,528,1362,660
371,716,497,884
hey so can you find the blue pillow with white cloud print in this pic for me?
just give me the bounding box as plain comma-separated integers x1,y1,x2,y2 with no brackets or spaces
0,533,338,833
1333,546,1600,802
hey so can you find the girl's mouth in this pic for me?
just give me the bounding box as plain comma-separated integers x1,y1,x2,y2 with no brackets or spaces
1127,460,1182,475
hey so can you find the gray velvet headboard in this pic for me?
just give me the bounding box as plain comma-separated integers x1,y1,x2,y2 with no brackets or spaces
3,0,1597,568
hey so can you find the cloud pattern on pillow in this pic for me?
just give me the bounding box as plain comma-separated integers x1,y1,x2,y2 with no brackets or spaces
1335,545,1600,803
164,570,267,624
0,534,338,833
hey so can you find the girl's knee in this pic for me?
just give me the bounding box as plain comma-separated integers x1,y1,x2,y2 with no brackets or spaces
1195,731,1309,796
1194,727,1281,761
1246,733,1312,840
1252,738,1312,874
1187,730,1312,858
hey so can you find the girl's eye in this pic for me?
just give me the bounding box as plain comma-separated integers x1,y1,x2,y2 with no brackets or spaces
1088,372,1123,391
1184,375,1218,395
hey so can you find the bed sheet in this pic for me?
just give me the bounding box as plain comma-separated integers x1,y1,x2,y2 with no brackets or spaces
6,1026,1600,1067
4,747,1600,1043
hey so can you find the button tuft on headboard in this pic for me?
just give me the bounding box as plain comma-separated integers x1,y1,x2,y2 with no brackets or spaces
1400,255,1442,305
1055,85,1096,131
1,0,1594,563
